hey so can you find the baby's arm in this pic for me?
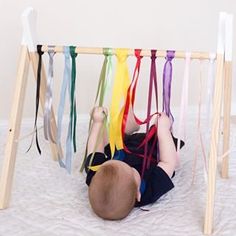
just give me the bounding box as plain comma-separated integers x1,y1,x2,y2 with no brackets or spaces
156,113,178,178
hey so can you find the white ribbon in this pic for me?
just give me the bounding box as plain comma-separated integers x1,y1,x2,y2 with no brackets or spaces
192,61,208,184
205,53,216,135
177,52,191,160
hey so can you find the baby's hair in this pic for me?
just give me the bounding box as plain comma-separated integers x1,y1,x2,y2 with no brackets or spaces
88,162,137,220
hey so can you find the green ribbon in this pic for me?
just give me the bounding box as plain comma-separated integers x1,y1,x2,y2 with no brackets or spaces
70,46,77,153
95,48,112,106
80,48,112,172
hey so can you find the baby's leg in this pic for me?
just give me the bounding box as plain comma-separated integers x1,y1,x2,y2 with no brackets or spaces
87,107,108,155
157,113,177,178
124,106,140,135
150,113,160,128
101,106,139,145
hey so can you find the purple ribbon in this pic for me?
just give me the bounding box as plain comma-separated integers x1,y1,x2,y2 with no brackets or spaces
162,50,175,124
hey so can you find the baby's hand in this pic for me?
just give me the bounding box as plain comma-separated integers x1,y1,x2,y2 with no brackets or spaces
91,107,108,123
157,112,171,134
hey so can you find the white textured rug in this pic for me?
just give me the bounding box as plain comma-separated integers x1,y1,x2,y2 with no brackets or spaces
0,117,236,236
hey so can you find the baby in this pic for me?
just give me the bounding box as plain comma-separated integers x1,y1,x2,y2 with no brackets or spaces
85,106,184,220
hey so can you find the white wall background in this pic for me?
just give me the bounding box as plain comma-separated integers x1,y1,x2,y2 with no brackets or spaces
0,0,235,121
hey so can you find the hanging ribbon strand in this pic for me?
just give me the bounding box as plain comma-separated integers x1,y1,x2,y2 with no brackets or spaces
162,50,175,125
176,52,191,160
70,46,78,153
95,48,112,106
122,49,154,131
121,49,159,177
89,48,112,131
109,49,130,157
122,49,143,138
192,61,208,184
123,49,159,127
141,50,159,176
205,53,216,133
103,51,113,104
27,45,44,154
201,53,216,180
44,45,56,142
80,48,113,172
57,46,72,171
146,50,159,168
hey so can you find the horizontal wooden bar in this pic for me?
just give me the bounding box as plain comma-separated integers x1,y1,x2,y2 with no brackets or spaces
41,45,215,60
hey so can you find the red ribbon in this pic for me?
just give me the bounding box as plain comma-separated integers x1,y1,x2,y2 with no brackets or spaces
121,49,159,177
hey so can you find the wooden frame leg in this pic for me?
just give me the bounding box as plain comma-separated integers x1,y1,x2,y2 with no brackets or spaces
0,46,30,209
204,54,224,234
0,47,63,209
222,61,232,178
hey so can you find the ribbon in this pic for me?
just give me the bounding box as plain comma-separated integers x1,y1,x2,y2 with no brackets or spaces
162,50,175,125
80,49,112,172
176,52,191,160
44,45,56,142
192,61,208,184
142,50,159,176
88,125,158,174
70,46,78,153
122,49,143,140
88,164,101,172
57,46,72,171
89,48,112,131
95,48,113,106
121,49,159,177
109,49,130,157
205,53,216,133
27,45,44,154
103,50,113,104
122,49,158,128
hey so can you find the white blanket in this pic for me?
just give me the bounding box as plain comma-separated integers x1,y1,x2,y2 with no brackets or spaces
0,118,235,236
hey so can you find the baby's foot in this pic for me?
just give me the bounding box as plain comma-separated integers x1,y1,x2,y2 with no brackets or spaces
90,107,108,123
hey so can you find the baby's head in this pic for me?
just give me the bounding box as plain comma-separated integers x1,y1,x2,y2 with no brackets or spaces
88,160,141,220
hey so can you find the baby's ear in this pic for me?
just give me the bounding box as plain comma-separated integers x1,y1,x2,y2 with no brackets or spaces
136,190,141,202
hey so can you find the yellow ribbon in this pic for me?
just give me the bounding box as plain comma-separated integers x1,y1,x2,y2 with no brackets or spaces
88,164,101,172
109,49,130,156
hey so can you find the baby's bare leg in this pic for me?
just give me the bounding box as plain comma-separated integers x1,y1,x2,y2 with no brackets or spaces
157,113,178,178
87,107,108,155
102,106,140,147
124,106,140,135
